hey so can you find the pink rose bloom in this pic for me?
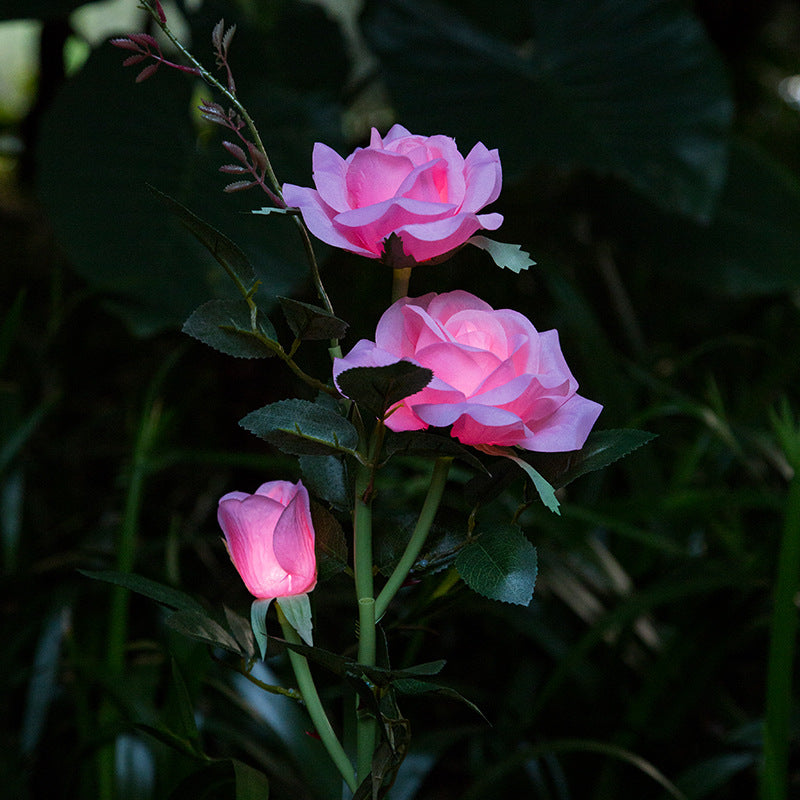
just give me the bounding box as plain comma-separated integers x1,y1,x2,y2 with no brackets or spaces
333,291,602,452
217,480,317,599
282,125,503,264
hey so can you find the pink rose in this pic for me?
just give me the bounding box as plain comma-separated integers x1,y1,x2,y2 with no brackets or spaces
217,480,317,599
282,125,503,265
333,291,602,452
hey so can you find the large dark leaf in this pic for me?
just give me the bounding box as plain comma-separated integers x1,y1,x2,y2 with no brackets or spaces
367,0,732,220
36,34,341,334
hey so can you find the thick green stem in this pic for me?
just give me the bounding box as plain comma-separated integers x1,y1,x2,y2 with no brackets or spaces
277,608,357,793
391,267,412,302
375,457,452,621
353,458,377,783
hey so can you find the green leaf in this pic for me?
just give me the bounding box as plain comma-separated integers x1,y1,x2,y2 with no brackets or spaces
166,759,270,800
250,598,273,660
240,399,360,457
231,759,271,800
277,296,349,341
150,187,256,293
367,0,732,220
166,658,201,748
183,299,280,359
276,593,313,646
382,429,487,472
523,428,657,490
337,362,433,420
165,608,246,655
223,606,257,660
477,446,561,513
310,501,349,579
467,236,536,272
300,454,351,512
80,569,207,615
455,524,539,605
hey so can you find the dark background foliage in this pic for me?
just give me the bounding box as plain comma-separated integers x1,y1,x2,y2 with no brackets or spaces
1,0,800,797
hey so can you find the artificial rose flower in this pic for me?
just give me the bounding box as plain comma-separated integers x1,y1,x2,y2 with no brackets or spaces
217,480,316,599
282,125,503,265
333,291,602,452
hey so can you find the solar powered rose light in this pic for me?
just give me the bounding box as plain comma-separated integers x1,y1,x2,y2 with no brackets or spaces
93,3,654,797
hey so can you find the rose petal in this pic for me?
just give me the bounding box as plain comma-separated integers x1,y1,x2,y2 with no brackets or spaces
518,394,603,452
311,142,350,212
345,148,415,207
461,142,502,212
282,183,373,256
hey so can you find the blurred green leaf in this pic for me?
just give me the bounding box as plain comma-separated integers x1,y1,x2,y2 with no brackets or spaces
455,524,539,605
616,140,800,295
182,299,279,359
166,608,246,655
240,398,360,457
278,296,349,340
337,362,433,420
676,752,755,798
0,0,84,19
367,0,732,220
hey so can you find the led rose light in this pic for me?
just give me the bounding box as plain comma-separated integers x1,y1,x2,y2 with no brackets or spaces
334,290,602,452
217,480,317,599
283,125,503,265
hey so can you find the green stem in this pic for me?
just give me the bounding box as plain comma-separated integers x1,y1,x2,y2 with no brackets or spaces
277,607,357,793
391,268,412,302
375,457,451,620
353,458,377,783
760,465,800,800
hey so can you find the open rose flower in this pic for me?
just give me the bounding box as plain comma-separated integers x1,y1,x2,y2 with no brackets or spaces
282,125,503,265
217,480,316,599
333,291,602,452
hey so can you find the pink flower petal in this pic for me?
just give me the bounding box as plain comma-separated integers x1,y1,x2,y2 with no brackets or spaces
345,148,415,207
282,183,373,256
461,142,502,212
310,142,350,212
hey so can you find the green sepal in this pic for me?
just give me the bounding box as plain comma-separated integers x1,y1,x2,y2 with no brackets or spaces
252,206,298,216
380,231,417,268
467,236,536,272
455,524,538,606
276,593,314,646
250,598,273,660
183,298,279,359
240,398,360,457
336,362,432,420
477,445,560,513
278,296,349,340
